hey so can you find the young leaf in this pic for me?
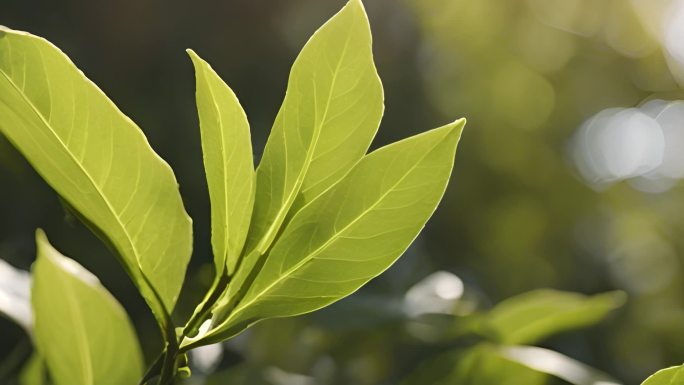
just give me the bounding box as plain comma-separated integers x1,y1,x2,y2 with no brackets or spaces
196,119,464,345
31,230,143,385
642,366,684,385
245,0,384,255
0,27,193,325
188,50,255,276
485,289,626,345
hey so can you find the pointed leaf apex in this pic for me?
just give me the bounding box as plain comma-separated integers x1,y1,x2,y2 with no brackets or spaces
186,49,204,66
35,228,47,243
449,117,467,136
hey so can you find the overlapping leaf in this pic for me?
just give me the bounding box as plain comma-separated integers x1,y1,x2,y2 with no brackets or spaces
243,0,384,256
194,119,464,345
0,27,193,325
31,231,143,385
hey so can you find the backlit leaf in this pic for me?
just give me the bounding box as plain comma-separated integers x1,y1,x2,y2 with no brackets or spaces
31,230,143,385
195,119,464,345
244,0,384,256
485,289,626,345
642,366,684,385
0,27,193,325
188,49,255,276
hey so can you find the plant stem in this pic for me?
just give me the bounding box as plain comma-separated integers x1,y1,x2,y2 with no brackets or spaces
138,351,165,385
156,345,178,385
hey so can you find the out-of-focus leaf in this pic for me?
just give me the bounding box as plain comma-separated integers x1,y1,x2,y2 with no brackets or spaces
642,366,684,385
31,230,143,385
19,353,47,385
485,289,626,344
194,120,464,346
0,27,193,326
188,50,255,277
500,345,621,385
0,258,31,331
402,344,546,385
243,0,384,256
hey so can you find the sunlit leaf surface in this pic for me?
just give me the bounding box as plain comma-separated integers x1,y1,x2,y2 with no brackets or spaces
31,231,143,385
200,119,464,344
0,27,193,322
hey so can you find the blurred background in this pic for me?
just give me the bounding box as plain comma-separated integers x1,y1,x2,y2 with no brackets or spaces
2,0,684,384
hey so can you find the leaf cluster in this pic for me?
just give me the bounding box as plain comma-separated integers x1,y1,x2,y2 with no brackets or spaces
0,1,464,383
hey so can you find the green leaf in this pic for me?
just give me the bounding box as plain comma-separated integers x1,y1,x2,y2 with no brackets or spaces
31,230,143,385
642,366,684,385
194,119,464,345
485,289,626,345
0,27,193,324
187,49,255,276
244,0,384,256
499,345,619,385
402,345,546,385
19,353,48,385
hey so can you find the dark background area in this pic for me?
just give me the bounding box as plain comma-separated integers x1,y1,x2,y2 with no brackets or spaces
2,0,684,384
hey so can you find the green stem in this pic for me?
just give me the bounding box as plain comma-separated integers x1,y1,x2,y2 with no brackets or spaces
183,269,230,337
156,344,179,385
137,351,165,385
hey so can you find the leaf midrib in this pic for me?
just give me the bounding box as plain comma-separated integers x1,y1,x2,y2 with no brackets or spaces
224,133,444,326
254,9,358,254
198,62,231,271
55,258,94,385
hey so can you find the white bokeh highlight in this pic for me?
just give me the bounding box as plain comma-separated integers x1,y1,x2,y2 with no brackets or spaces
572,100,684,192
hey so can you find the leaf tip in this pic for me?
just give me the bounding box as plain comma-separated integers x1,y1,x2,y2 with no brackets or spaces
34,229,51,257
0,26,30,38
347,0,370,21
34,228,47,243
186,48,202,64
443,117,466,140
452,117,467,130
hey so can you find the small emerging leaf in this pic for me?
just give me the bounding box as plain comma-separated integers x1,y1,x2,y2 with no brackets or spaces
32,230,143,385
485,289,626,345
198,119,464,345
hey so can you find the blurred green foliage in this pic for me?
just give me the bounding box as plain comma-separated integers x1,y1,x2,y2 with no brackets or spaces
1,0,684,384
